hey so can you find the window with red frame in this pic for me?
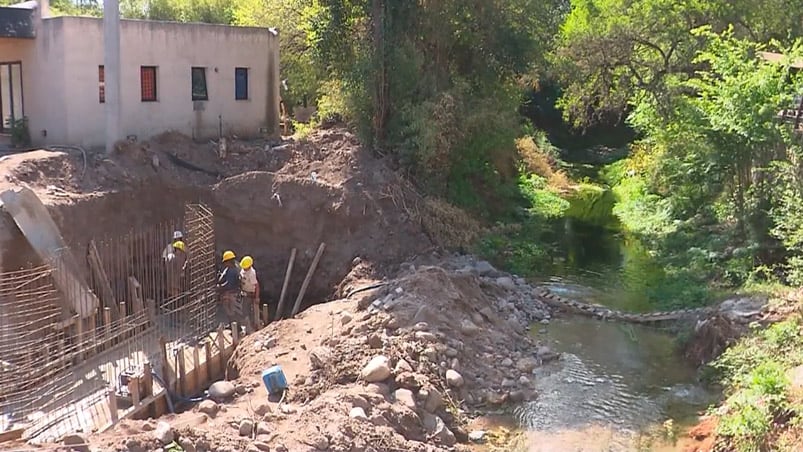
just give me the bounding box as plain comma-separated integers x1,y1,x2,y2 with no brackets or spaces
99,65,105,103
140,66,157,102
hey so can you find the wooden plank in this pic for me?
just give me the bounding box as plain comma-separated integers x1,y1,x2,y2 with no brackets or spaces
130,376,141,406
99,389,167,433
192,346,201,395
276,248,297,319
177,346,187,397
202,340,212,383
262,303,269,326
88,240,120,320
292,243,326,317
232,322,240,347
108,387,118,423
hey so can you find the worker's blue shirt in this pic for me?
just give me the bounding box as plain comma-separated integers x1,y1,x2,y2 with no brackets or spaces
218,266,239,293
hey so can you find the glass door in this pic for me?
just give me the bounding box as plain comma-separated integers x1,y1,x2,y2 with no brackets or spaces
0,62,23,133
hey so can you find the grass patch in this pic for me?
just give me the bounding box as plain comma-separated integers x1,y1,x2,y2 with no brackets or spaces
708,315,803,451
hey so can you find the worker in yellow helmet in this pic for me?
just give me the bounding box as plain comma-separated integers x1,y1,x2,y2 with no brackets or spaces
239,256,261,332
165,240,188,298
217,250,240,328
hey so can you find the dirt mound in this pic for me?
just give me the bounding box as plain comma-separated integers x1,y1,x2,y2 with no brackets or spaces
91,258,557,452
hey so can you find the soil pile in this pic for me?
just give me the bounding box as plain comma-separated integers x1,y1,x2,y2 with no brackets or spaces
89,256,558,452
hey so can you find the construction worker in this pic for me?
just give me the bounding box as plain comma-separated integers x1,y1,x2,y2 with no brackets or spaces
165,240,188,298
163,231,184,261
217,250,240,328
239,256,260,332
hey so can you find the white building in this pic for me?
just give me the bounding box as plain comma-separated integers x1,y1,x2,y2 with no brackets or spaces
0,0,280,148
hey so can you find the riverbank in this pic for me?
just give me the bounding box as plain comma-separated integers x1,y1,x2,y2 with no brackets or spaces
679,287,803,452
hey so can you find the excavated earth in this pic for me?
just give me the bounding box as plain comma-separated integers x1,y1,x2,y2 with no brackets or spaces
0,127,559,451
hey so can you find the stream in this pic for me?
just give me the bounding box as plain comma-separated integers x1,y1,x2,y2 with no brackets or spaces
507,218,718,451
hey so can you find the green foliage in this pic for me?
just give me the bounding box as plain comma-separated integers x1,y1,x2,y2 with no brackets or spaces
565,183,617,228
710,318,803,451
6,116,31,148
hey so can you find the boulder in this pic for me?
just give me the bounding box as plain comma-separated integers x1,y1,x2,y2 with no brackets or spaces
309,346,333,370
153,421,174,444
496,277,516,291
421,413,456,446
239,418,255,437
445,369,464,388
414,331,438,342
256,422,271,435
341,311,353,325
394,359,413,373
349,407,369,421
253,401,272,416
367,333,383,349
394,388,416,410
62,433,89,452
198,399,220,417
468,430,487,443
424,387,443,413
501,358,513,367
460,319,481,335
516,357,538,373
361,356,392,382
519,376,531,386
309,434,329,450
475,261,496,275
208,380,236,402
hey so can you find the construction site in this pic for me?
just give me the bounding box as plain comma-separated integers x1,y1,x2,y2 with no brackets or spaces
0,125,572,452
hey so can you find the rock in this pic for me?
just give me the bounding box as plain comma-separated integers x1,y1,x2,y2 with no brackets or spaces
256,422,271,435
370,412,391,427
496,277,516,291
367,333,383,349
502,378,516,388
275,445,289,452
254,441,272,452
421,413,456,446
445,369,464,388
179,438,197,452
263,336,277,348
422,347,438,361
198,399,219,417
414,331,438,342
341,312,353,325
519,376,531,386
537,345,560,363
361,355,392,382
468,430,487,443
253,401,272,416
460,319,481,335
445,347,459,358
516,357,538,373
413,322,429,331
394,388,416,410
236,384,248,395
309,346,333,370
364,382,390,396
279,404,297,414
62,433,89,452
153,421,174,444
475,261,496,275
509,390,526,403
208,380,236,402
501,357,513,367
395,371,426,390
349,407,368,420
309,434,329,450
471,312,484,325
450,358,460,371
239,419,255,437
394,359,413,373
424,387,443,412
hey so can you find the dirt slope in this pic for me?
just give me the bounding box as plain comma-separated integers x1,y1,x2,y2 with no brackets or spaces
86,257,556,452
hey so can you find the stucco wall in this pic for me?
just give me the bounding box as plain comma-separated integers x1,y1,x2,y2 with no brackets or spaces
31,17,279,147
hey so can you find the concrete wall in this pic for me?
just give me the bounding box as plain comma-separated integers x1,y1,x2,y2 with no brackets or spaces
5,16,280,148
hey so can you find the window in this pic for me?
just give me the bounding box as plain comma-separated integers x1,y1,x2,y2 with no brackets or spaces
191,67,208,101
235,67,248,100
140,66,157,102
98,65,105,103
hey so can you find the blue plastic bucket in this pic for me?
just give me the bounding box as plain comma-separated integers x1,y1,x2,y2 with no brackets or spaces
261,365,288,395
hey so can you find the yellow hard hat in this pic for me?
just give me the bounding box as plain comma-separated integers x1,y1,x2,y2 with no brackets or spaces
240,256,253,269
172,240,185,252
222,250,236,262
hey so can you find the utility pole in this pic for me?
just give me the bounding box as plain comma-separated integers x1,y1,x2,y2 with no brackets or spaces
103,0,121,154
